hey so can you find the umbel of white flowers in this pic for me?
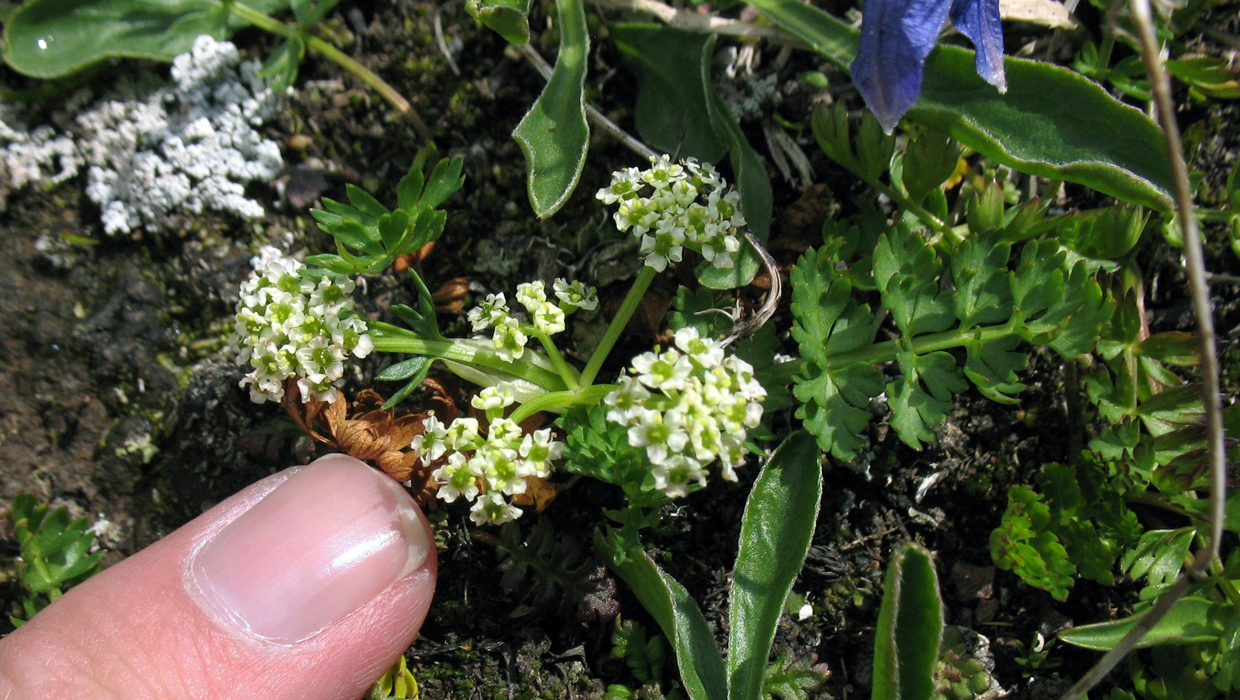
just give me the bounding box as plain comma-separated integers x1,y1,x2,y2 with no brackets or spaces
596,155,746,272
605,327,767,498
413,383,565,525
466,278,598,362
233,247,373,404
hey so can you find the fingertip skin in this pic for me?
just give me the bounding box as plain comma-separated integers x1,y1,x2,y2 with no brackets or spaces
0,462,437,700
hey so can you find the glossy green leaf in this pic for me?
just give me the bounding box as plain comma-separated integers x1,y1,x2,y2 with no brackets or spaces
466,0,530,44
599,535,727,700
1059,597,1236,651
512,0,589,218
697,34,771,290
611,24,727,163
727,432,822,700
872,542,943,700
376,356,432,382
742,0,1174,211
4,0,290,78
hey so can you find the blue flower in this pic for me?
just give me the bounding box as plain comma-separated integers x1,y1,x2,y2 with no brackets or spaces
850,0,1007,133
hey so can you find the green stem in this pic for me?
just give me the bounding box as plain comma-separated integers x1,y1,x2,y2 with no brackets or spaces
529,328,582,390
825,317,1021,368
228,1,434,145
1197,208,1236,223
509,384,616,424
370,322,568,391
580,266,658,385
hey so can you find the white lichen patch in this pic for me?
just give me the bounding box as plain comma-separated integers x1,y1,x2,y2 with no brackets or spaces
0,35,284,234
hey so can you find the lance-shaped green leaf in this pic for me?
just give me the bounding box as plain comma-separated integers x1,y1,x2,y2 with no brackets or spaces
741,0,1173,210
1059,597,1236,651
728,432,822,700
466,0,531,44
611,24,727,163
597,534,727,700
4,0,290,78
512,0,589,218
872,542,943,700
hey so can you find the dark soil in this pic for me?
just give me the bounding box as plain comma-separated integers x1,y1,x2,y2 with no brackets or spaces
1,0,1237,697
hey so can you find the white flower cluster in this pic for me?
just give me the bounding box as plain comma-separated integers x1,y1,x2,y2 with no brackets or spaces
0,36,283,233
466,279,598,362
596,155,746,272
414,383,565,525
605,328,766,498
233,247,373,404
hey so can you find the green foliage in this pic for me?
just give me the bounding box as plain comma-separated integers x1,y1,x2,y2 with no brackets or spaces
597,433,822,700
989,486,1076,601
611,25,727,164
466,0,531,44
309,155,465,278
872,542,943,700
761,650,829,700
9,494,105,626
1059,597,1238,651
727,432,822,700
934,627,1000,698
612,617,670,685
789,246,882,461
790,224,1111,459
2,0,289,78
512,0,589,218
366,655,418,700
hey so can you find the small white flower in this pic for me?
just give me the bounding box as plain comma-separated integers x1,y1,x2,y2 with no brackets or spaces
412,414,450,462
491,317,528,362
553,278,598,311
432,452,479,503
470,492,522,525
472,383,517,420
468,292,509,332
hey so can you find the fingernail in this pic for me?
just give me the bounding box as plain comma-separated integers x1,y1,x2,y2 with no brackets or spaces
189,454,430,644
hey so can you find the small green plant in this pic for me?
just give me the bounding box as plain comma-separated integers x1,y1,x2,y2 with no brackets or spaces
7,494,105,626
366,655,419,700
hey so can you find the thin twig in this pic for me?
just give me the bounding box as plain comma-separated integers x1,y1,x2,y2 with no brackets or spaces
725,230,783,344
1058,0,1227,696
434,1,462,77
588,0,806,46
516,43,659,160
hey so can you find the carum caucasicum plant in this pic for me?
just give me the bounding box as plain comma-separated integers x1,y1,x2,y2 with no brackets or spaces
11,0,1233,695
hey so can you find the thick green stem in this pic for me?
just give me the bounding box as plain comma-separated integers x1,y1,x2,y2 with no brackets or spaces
228,1,434,145
509,384,616,424
580,266,658,385
529,328,582,390
371,322,568,391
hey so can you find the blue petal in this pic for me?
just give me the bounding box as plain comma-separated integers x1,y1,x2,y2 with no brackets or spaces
850,0,953,134
949,0,1007,92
